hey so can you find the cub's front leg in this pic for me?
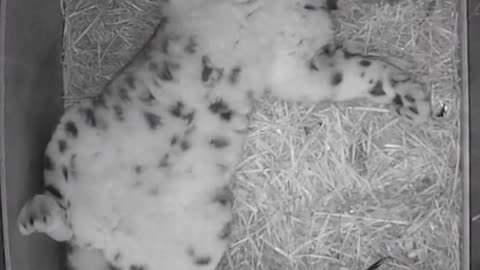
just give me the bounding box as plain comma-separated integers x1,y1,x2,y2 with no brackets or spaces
17,194,72,242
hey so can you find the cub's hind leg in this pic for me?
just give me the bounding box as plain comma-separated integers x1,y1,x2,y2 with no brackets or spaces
268,45,432,125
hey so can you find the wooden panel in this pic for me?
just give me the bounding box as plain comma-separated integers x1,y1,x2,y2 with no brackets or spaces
0,0,65,269
469,0,480,269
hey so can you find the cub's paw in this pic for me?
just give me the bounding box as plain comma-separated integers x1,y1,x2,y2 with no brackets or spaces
390,79,431,125
17,194,72,241
387,69,431,125
368,66,432,125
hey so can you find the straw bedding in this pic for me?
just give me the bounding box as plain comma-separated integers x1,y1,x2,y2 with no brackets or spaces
61,0,462,269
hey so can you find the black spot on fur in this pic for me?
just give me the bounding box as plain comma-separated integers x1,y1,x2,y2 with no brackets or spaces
304,4,317,10
368,79,374,84
182,112,195,124
114,252,121,261
65,121,78,138
108,264,123,270
393,94,403,106
58,140,67,153
209,100,233,121
217,163,229,173
359,59,371,67
210,137,229,148
62,166,69,181
170,135,179,145
331,72,343,86
220,222,232,239
118,88,130,102
220,111,232,121
185,36,197,54
409,106,419,114
395,107,401,116
180,140,190,151
44,155,54,170
321,44,333,56
159,62,173,81
140,92,156,106
321,43,338,56
159,154,169,167
390,77,411,88
144,112,162,130
113,105,124,121
361,72,365,77
45,185,63,200
390,78,398,87
134,165,143,174
369,81,386,96
214,186,233,206
81,108,97,127
309,59,319,71
29,217,34,226
125,75,135,89
229,66,241,84
170,102,184,117
195,257,211,266
169,102,194,123
201,56,214,82
209,100,228,113
405,94,415,103
326,0,338,10
343,49,360,59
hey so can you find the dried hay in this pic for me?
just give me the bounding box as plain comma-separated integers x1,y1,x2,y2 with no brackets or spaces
61,0,462,269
